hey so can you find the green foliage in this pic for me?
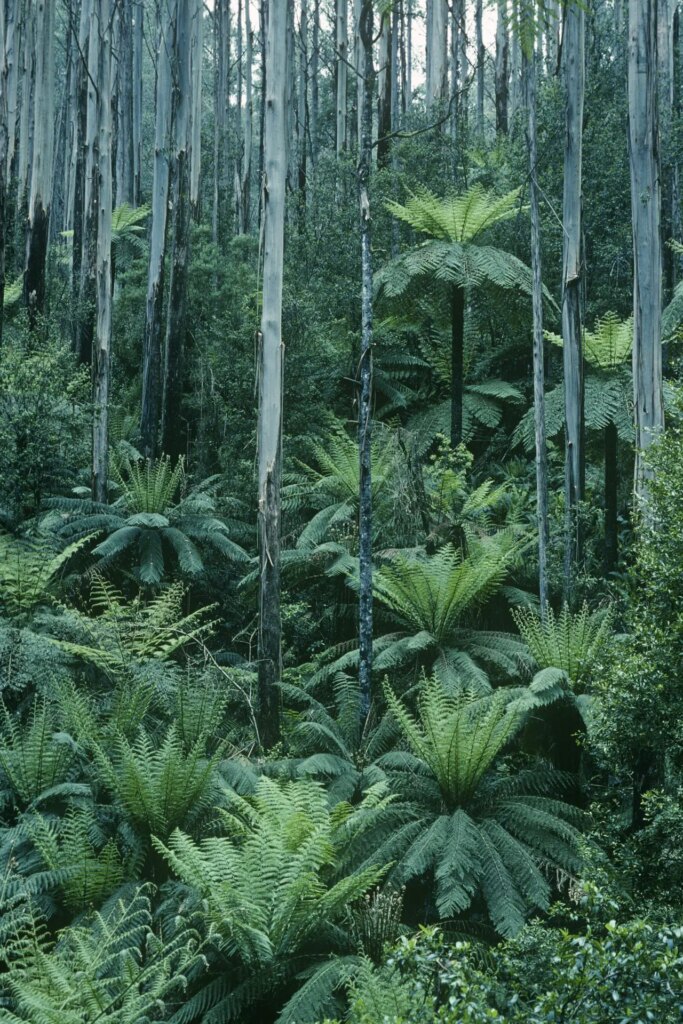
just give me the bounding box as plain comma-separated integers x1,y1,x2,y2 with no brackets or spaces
0,698,77,809
381,675,583,935
46,455,247,586
332,889,683,1023
513,602,613,691
0,885,201,1023
154,777,389,1022
0,533,92,622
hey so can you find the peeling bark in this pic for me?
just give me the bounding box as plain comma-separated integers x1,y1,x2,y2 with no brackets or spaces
257,0,287,749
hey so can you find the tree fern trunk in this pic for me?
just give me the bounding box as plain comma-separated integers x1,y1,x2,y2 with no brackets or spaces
257,0,287,750
604,420,618,572
450,284,465,449
358,0,374,723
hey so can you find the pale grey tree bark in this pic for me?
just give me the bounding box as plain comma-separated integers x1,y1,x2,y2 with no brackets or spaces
495,0,509,133
524,43,549,613
132,0,143,204
628,0,664,499
4,0,17,182
561,0,585,598
297,0,308,209
212,0,229,241
17,5,34,206
426,0,447,112
510,0,522,127
161,0,192,459
311,0,319,161
92,0,114,503
24,0,54,320
190,0,203,215
115,0,134,207
235,0,253,234
336,0,348,155
377,15,391,166
357,0,374,722
140,0,174,457
257,0,287,749
475,0,485,136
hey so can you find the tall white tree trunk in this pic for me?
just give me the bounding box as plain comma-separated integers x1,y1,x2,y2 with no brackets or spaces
495,0,509,133
140,0,174,457
24,0,54,320
336,0,348,155
92,0,113,502
629,0,664,499
257,0,287,749
524,44,549,613
475,0,485,136
212,0,229,241
190,0,203,214
132,0,143,204
561,1,585,596
426,0,447,112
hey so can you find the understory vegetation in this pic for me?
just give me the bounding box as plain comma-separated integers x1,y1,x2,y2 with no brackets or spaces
1,0,683,1021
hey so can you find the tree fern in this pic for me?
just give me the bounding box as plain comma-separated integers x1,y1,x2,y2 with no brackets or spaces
513,602,613,691
153,777,389,1023
45,456,247,586
380,675,584,936
0,885,201,1023
0,699,78,810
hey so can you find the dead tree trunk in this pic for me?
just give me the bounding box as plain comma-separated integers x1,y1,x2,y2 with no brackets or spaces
257,0,288,749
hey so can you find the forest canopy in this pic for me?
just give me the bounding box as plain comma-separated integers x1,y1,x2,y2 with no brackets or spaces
0,0,682,1021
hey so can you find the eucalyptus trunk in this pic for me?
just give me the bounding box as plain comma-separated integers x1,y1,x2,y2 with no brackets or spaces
377,15,391,166
358,0,374,723
561,0,585,599
297,0,308,215
132,0,143,204
140,0,174,458
115,0,134,207
92,0,114,503
212,0,229,242
17,7,34,210
4,0,17,181
336,0,348,155
78,0,100,366
24,0,55,322
426,0,447,112
524,45,549,613
495,0,509,133
161,0,193,460
257,0,287,750
628,0,663,500
311,0,319,161
72,0,92,362
475,0,485,137
190,0,203,217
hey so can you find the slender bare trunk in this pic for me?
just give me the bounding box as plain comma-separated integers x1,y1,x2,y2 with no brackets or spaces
257,0,287,749
475,0,484,137
604,421,618,572
92,0,113,503
495,0,509,134
190,0,203,217
358,0,374,722
140,0,174,457
24,0,54,321
161,0,193,459
115,0,134,207
524,44,549,613
4,0,17,182
561,1,585,599
132,0,143,204
17,6,34,209
336,0,348,155
212,0,229,241
311,0,319,162
629,0,663,500
426,0,447,112
297,0,308,216
377,15,391,166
